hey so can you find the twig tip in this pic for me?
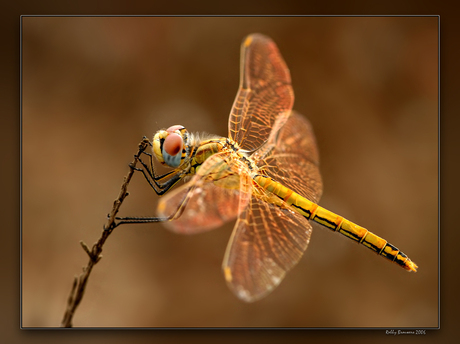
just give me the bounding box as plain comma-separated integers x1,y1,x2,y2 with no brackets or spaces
80,241,92,257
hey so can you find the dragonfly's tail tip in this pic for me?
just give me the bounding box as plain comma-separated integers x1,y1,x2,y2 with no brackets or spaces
406,260,418,272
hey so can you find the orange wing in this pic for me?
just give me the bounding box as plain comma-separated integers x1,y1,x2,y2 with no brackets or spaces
222,184,312,302
228,33,294,152
255,111,323,204
157,152,252,234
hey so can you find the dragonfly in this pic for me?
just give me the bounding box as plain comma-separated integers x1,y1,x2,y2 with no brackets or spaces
117,33,418,302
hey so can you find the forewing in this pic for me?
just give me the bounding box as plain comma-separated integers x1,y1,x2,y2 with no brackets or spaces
228,34,294,152
157,152,252,234
222,187,312,302
256,111,323,204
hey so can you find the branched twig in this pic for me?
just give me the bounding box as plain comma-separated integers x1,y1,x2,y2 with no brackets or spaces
61,137,151,328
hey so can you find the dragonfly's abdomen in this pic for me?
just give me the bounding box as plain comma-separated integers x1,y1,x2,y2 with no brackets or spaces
254,175,418,272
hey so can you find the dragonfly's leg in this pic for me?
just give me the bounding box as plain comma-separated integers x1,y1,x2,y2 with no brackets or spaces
139,149,177,182
134,153,184,195
115,184,192,227
138,153,177,181
144,150,156,180
135,164,183,196
135,163,183,196
114,215,171,226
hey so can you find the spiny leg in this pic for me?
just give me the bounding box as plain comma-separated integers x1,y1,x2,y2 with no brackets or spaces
134,146,186,196
114,182,194,227
133,163,183,196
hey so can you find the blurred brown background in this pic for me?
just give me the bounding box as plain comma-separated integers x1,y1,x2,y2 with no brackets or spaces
22,17,438,328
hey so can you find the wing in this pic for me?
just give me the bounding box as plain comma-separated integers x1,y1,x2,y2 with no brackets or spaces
157,152,252,234
228,33,294,152
255,111,323,204
222,185,313,302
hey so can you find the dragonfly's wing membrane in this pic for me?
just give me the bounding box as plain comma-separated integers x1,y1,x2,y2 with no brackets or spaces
229,34,294,152
256,112,323,203
157,152,251,234
222,187,312,302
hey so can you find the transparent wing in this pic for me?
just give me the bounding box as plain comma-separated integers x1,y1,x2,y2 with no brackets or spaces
255,111,323,203
222,185,312,302
228,33,294,152
157,152,252,234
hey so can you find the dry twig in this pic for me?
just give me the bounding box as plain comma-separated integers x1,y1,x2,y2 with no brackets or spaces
60,137,150,327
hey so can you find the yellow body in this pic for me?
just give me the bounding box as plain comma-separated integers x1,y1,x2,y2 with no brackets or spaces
155,131,418,273
157,133,418,272
255,174,418,272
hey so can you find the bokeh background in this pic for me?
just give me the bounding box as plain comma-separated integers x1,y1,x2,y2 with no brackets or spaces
22,16,438,328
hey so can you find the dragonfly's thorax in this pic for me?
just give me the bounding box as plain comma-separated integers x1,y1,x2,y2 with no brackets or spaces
187,135,256,176
189,136,227,174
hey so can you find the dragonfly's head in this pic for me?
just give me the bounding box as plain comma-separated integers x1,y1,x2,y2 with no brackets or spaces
153,125,189,168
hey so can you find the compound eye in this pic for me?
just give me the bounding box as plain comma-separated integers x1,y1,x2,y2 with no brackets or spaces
163,133,183,156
